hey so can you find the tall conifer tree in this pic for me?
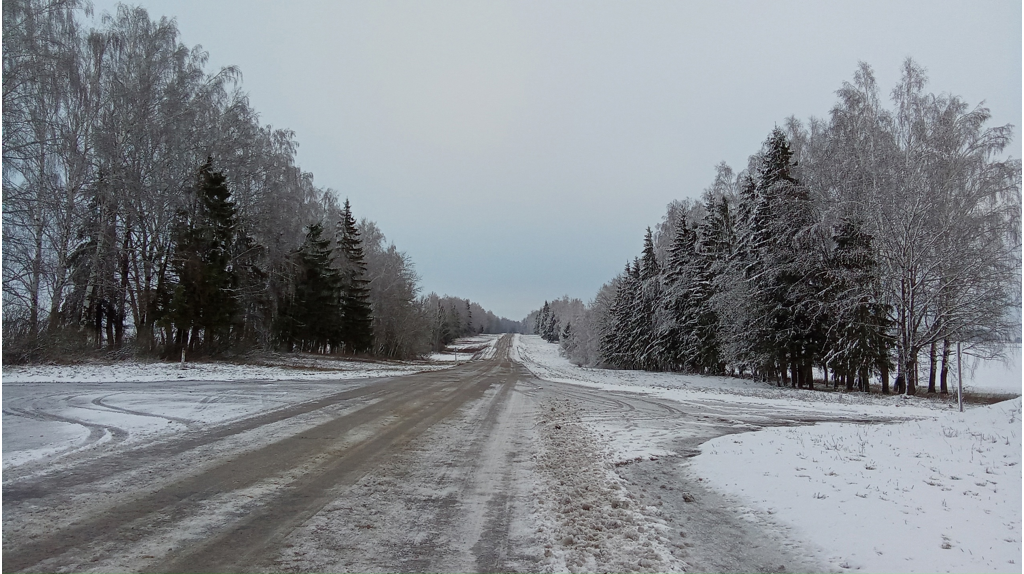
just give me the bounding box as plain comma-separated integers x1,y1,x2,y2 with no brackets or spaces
336,200,373,353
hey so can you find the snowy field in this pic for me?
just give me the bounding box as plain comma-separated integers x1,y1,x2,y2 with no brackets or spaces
2,337,500,470
694,399,1021,573
511,335,1022,574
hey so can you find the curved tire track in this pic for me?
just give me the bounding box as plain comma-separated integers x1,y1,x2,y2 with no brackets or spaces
90,395,197,427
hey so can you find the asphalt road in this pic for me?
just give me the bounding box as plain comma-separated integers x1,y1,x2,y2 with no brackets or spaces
3,335,882,572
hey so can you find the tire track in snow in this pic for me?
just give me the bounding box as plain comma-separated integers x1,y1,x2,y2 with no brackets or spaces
90,394,197,427
4,407,126,447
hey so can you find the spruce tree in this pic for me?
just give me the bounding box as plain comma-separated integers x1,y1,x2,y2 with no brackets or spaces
635,229,665,370
601,265,635,367
336,200,373,353
685,196,734,373
289,222,343,353
663,216,700,371
538,301,552,340
742,128,818,385
622,258,646,369
168,158,239,356
825,218,892,392
545,311,559,342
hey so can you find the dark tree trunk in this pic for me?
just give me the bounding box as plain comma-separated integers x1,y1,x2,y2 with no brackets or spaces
880,361,890,395
927,341,937,393
940,339,951,394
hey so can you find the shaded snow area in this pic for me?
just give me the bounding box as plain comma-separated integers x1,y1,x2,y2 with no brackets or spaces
693,399,1022,573
511,335,1023,574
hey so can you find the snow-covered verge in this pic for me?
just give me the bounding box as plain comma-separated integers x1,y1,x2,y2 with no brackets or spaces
692,399,1022,573
511,335,957,420
2,355,453,384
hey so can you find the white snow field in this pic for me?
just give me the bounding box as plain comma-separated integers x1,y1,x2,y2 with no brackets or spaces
511,334,1022,574
2,338,499,470
694,399,1022,573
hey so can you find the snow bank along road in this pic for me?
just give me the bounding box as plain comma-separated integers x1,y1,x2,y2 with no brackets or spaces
3,334,1017,572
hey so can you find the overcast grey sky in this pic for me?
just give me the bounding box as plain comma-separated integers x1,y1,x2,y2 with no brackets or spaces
89,0,1022,320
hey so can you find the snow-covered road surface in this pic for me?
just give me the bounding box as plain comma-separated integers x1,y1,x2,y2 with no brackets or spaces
2,334,1018,573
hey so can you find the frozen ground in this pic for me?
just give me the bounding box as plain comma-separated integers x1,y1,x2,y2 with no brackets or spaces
512,334,1022,573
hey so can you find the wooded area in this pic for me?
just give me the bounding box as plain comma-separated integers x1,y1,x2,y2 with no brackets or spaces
531,61,1021,394
2,0,520,362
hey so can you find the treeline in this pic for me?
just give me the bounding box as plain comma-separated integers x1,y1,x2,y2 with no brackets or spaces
2,0,518,362
529,60,1021,395
423,294,524,350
